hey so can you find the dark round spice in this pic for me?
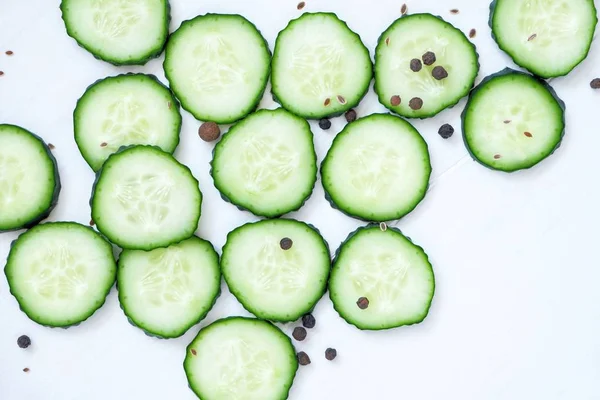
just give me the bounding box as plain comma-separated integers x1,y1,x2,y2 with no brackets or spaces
590,78,600,89
422,51,436,66
297,351,311,366
302,313,316,329
280,237,293,250
345,109,357,123
198,122,220,142
325,348,337,361
319,118,331,130
292,327,307,341
17,335,31,349
356,297,369,310
390,95,401,106
410,58,422,72
409,97,423,110
432,66,448,80
438,124,454,139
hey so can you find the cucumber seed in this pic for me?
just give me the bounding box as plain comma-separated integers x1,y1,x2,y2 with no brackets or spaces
528,34,537,41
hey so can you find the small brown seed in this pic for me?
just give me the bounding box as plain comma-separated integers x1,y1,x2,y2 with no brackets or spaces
357,297,370,310
89,219,95,226
504,120,511,124
432,66,448,80
385,37,390,46
422,51,436,66
6,50,13,56
297,1,305,10
450,9,459,14
325,348,337,361
100,142,108,147
297,351,311,366
390,95,401,106
0,71,4,76
409,97,423,110
379,222,387,231
48,143,55,150
469,29,476,39
401,4,407,15
410,58,422,72
191,349,197,356
528,33,537,41
345,109,357,123
198,121,220,142
292,327,307,341
590,78,600,89
524,131,533,138
324,98,331,106
280,237,293,250
337,95,346,104
23,368,30,373
494,154,502,159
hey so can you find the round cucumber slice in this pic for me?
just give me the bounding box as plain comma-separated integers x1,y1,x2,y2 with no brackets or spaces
0,124,60,232
118,236,220,339
375,13,479,118
490,0,597,78
74,73,182,171
164,14,271,124
60,0,170,65
185,317,298,400
321,114,431,222
330,225,435,330
5,222,116,327
272,12,373,119
222,219,330,322
462,69,565,172
91,145,202,250
211,109,317,218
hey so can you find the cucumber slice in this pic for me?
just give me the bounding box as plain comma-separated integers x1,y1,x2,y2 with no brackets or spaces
211,109,317,218
375,13,479,118
0,124,60,232
222,219,330,322
74,73,182,172
60,0,170,65
91,145,202,250
462,69,565,172
330,225,435,330
5,222,116,327
164,14,271,124
321,114,431,222
272,12,372,119
185,317,298,400
490,0,597,78
118,236,220,338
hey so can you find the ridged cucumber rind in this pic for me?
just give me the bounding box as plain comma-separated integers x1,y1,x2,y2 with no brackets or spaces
74,73,182,172
163,13,272,124
374,13,480,119
489,0,598,79
0,124,61,232
329,224,436,331
461,68,566,173
4,221,117,328
117,236,221,339
222,219,331,322
271,12,373,120
59,0,171,66
210,108,318,218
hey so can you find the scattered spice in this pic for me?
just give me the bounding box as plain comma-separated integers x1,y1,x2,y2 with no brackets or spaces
590,78,600,89
432,66,448,80
297,1,305,10
23,368,30,373
524,131,533,138
324,98,331,106
319,118,331,130
422,51,436,66
345,109,357,123
325,348,337,361
0,71,4,76
494,154,502,159
438,124,454,139
337,95,346,105
280,237,293,250
450,9,459,14
527,33,537,42
409,97,423,110
385,37,390,46
390,95,401,107
48,143,55,150
100,142,108,147
89,219,95,226
190,349,197,356
6,50,13,56
292,327,307,341
469,29,476,39
504,120,511,124
302,313,316,329
198,121,220,142
297,351,311,366
17,335,31,349
410,58,422,72
379,222,387,231
401,4,407,15
356,297,370,310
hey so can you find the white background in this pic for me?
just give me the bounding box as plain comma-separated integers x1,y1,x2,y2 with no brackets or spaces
1,0,600,399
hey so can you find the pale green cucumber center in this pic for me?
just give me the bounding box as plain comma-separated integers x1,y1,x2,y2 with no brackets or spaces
100,95,156,152
0,154,25,207
92,0,147,39
516,0,580,46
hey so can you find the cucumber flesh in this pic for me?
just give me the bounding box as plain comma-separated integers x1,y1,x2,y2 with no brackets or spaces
118,236,220,338
321,114,431,222
491,0,597,78
91,145,202,250
5,222,116,327
375,13,479,118
222,219,330,322
462,69,565,172
185,317,298,400
164,14,271,124
330,225,435,330
211,109,317,218
0,124,60,232
60,0,169,65
75,73,182,171
272,12,373,119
